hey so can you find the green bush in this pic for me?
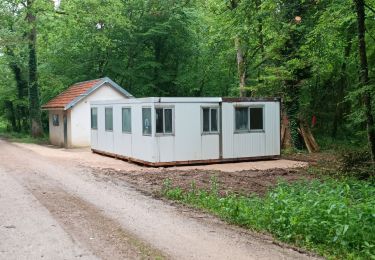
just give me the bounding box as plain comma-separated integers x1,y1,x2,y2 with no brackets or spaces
163,178,375,259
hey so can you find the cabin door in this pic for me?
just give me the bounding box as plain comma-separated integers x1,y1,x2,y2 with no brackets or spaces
63,114,68,148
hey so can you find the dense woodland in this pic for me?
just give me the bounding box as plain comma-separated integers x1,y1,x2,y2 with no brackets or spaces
0,0,375,159
1,1,374,258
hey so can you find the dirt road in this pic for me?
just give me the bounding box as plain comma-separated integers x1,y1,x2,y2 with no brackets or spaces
0,139,317,260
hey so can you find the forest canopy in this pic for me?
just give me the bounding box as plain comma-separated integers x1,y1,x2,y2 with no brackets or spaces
0,0,375,158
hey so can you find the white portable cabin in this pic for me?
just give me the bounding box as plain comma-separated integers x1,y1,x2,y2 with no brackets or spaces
90,97,281,166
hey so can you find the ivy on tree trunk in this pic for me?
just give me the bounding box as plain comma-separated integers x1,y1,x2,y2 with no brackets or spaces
27,0,43,137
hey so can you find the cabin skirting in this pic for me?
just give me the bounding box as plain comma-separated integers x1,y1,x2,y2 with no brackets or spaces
92,148,280,167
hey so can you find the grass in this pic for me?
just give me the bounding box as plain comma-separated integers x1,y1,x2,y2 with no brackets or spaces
162,177,375,259
0,129,48,144
0,119,48,144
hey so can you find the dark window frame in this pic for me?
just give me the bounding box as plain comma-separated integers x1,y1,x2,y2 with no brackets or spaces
234,106,249,132
201,107,219,134
234,105,265,133
155,106,174,136
249,106,264,131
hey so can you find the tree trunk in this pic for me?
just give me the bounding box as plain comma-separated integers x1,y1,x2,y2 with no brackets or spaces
6,49,28,99
255,0,264,83
4,101,17,131
354,0,375,161
235,36,247,97
27,0,43,137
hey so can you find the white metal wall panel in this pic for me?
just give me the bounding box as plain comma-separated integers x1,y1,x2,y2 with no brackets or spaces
131,103,156,162
222,103,234,158
96,106,106,151
156,137,175,162
91,129,98,149
201,134,220,160
155,103,220,162
173,103,202,161
113,105,132,157
222,101,280,159
91,98,280,164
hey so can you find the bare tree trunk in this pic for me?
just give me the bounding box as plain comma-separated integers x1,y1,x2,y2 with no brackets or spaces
27,0,43,137
256,0,264,83
235,37,247,97
354,0,375,161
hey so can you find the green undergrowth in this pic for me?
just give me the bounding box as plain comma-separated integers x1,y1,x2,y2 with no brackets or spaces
0,130,48,144
162,178,375,259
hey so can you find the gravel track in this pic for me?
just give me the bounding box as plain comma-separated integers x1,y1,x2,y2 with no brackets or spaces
0,139,318,260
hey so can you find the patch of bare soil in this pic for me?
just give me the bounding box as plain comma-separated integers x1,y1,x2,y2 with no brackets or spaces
282,152,337,165
92,168,315,197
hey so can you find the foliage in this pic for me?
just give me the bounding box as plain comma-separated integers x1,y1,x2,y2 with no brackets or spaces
163,178,375,259
0,0,374,152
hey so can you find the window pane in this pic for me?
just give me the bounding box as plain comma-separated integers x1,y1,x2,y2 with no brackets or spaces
53,114,59,126
105,107,113,131
211,109,218,132
122,108,131,133
164,109,173,133
250,107,263,130
91,108,97,129
235,107,249,131
142,107,152,135
155,108,164,133
202,108,210,132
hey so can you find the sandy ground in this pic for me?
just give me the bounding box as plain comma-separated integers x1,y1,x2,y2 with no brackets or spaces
14,143,308,172
0,140,318,260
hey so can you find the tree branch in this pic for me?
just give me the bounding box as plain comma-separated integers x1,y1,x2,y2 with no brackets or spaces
364,2,375,14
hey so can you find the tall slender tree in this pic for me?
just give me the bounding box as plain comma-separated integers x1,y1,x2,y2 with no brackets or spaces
26,0,43,137
353,0,375,161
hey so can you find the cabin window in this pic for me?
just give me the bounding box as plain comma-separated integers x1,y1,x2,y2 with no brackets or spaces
250,107,264,131
202,107,219,133
156,107,173,135
105,107,113,131
235,107,249,131
235,106,265,132
52,114,59,126
122,107,131,133
142,107,152,135
91,108,97,129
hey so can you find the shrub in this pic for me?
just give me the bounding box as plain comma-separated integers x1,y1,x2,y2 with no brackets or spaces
163,178,375,259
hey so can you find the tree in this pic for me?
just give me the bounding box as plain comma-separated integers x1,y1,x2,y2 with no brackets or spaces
26,0,43,137
353,0,375,161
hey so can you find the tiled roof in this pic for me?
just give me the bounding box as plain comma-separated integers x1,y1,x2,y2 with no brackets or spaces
42,79,103,109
